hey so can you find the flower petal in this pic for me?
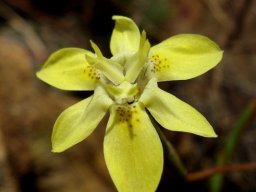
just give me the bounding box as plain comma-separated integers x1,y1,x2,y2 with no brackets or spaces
104,103,163,192
52,86,113,152
86,41,124,85
140,78,217,137
110,16,140,56
147,34,223,81
125,31,151,83
36,48,99,90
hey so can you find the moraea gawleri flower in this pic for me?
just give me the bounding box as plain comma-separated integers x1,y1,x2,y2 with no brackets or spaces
36,16,223,192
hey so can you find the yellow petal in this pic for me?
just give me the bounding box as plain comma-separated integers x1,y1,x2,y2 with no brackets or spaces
125,31,151,83
104,103,163,192
110,16,140,56
140,78,217,137
52,86,113,152
87,41,124,85
147,34,223,81
36,48,100,90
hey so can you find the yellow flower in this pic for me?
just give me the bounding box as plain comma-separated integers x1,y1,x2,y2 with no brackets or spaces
36,16,223,192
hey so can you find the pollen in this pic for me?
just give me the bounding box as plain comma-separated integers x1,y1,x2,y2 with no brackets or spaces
148,54,169,73
116,105,139,128
83,66,100,80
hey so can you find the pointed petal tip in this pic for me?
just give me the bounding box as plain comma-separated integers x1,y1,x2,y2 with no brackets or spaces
89,40,97,48
191,126,218,138
36,70,47,83
112,15,129,21
210,132,218,138
51,146,63,153
51,139,67,153
89,39,94,46
112,15,118,20
35,71,41,79
201,126,218,138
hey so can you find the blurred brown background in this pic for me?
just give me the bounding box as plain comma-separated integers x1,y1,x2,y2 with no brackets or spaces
0,0,255,191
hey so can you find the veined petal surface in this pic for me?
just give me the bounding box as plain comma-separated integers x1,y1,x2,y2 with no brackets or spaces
36,48,99,90
140,79,217,137
110,16,140,56
52,86,113,152
104,103,163,192
147,34,223,81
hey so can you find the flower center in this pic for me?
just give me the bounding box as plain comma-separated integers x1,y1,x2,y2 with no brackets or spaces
104,81,139,105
